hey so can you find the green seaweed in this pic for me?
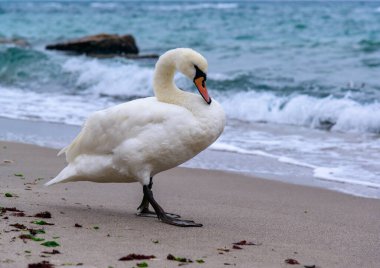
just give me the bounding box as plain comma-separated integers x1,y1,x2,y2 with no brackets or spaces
167,254,192,263
19,234,45,241
31,220,53,225
33,229,45,234
196,259,205,264
41,241,60,247
4,193,13,197
31,236,45,242
136,262,148,267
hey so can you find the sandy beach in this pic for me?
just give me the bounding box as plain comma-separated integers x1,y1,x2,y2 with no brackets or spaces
0,141,379,268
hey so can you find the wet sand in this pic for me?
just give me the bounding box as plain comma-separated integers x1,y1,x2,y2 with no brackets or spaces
0,141,379,268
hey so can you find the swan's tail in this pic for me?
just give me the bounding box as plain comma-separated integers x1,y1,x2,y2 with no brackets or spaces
45,165,76,186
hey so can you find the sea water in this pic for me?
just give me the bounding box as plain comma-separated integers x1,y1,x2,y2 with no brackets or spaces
0,1,380,198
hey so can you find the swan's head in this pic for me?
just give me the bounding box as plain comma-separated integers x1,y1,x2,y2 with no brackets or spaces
175,48,211,104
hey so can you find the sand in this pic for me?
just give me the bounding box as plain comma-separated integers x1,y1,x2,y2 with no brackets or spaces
0,141,379,268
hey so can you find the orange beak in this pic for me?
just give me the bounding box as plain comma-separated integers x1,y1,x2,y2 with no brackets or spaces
194,76,212,104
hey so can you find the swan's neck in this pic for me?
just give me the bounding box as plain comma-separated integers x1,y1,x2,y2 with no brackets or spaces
153,51,184,104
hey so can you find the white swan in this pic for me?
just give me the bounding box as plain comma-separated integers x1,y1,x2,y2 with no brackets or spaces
46,48,225,227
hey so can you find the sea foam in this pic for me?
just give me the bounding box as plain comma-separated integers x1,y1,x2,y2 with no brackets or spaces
0,86,110,125
221,91,380,134
62,58,154,99
211,142,380,190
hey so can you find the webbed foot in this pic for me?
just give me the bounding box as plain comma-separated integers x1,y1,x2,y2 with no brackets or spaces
142,183,203,228
136,208,180,219
159,214,203,227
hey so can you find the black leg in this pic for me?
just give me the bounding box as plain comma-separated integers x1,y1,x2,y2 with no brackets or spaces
136,177,180,218
136,178,152,211
142,185,202,227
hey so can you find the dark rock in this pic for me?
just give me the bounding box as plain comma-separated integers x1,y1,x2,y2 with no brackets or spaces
88,53,159,59
46,33,139,55
0,37,30,47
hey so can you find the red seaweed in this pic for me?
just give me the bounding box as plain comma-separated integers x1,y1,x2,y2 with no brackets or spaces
233,240,258,246
28,261,54,268
19,234,32,240
119,254,156,261
42,250,61,255
1,207,23,214
11,212,26,217
10,223,27,229
28,228,45,236
34,211,52,218
285,258,300,265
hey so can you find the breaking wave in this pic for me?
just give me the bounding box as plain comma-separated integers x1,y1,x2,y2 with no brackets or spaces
1,50,380,135
148,3,238,11
221,91,380,134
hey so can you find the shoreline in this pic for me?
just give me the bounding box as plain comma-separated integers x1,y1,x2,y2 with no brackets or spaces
1,116,379,199
0,141,379,267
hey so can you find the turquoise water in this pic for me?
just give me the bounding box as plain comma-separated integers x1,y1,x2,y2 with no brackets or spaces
1,1,380,197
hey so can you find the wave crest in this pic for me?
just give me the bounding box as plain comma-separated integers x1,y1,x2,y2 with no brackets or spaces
221,91,380,134
62,58,154,99
148,3,238,11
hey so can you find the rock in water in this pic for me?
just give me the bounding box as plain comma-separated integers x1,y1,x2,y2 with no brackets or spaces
46,33,139,55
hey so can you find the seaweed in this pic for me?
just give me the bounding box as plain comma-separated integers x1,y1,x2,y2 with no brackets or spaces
31,220,54,225
19,234,32,240
74,223,82,228
10,223,27,229
119,254,156,261
11,212,25,217
232,245,242,250
19,234,45,242
233,240,258,246
285,259,300,265
4,193,13,197
136,262,148,267
41,241,60,247
28,261,54,268
167,254,193,263
42,250,61,255
1,207,23,214
29,229,45,235
34,211,52,218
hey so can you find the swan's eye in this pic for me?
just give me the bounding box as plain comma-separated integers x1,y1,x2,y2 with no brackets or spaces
194,65,206,80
